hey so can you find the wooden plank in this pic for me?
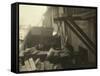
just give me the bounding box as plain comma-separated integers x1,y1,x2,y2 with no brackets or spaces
40,62,44,70
24,60,32,71
29,58,37,70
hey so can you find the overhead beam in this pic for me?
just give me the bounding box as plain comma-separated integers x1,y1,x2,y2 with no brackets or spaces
72,11,96,20
54,11,96,21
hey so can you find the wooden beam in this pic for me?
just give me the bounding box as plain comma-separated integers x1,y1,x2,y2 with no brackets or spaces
64,18,96,54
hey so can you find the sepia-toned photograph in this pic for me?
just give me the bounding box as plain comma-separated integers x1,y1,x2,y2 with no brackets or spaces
18,3,97,72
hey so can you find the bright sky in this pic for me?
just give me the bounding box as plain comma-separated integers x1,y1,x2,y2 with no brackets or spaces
19,5,47,40
19,5,47,27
